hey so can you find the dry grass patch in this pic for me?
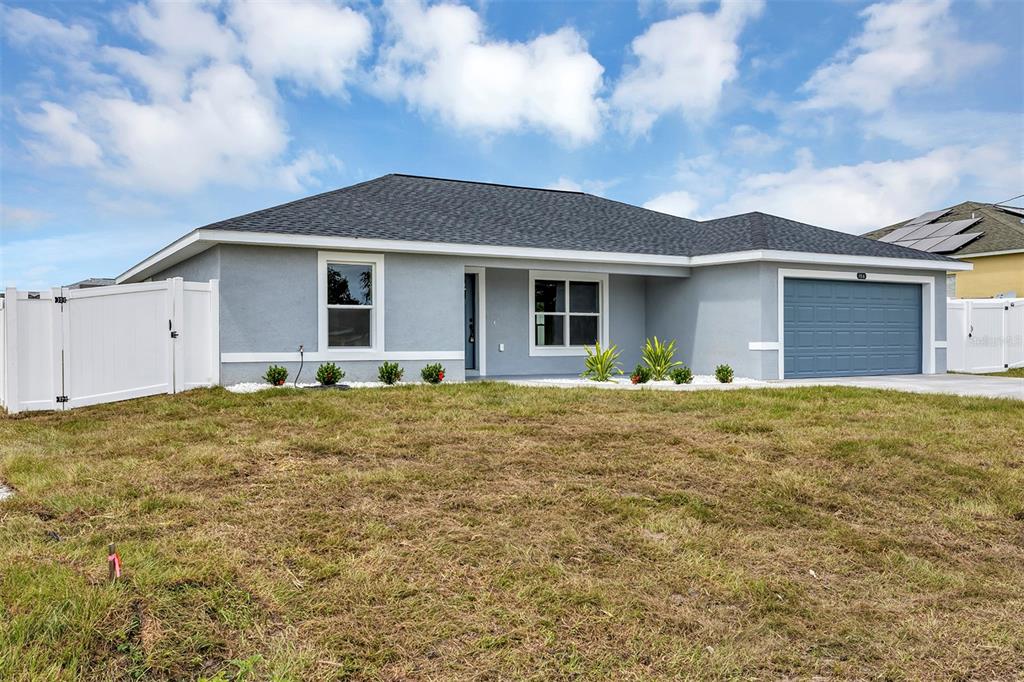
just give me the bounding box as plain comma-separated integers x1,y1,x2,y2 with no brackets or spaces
1,383,1022,680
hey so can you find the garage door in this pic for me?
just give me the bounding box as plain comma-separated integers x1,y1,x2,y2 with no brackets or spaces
783,278,922,379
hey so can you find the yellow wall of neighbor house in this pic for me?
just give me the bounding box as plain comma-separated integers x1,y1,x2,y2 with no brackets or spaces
954,252,1024,298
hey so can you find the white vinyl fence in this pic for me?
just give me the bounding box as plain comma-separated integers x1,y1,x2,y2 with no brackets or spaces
947,298,1024,374
1,278,218,414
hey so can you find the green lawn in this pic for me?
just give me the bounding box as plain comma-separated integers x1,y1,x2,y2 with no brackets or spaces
1,384,1022,680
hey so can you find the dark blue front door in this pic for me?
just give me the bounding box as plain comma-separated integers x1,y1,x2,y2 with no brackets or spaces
465,274,477,370
783,278,922,378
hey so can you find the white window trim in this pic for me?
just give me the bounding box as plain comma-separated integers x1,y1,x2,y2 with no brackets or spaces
317,251,385,354
775,268,936,380
464,267,487,376
528,270,609,357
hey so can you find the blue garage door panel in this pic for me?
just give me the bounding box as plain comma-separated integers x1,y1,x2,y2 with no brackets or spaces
784,279,922,378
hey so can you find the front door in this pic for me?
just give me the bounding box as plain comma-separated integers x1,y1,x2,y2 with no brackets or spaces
464,273,477,370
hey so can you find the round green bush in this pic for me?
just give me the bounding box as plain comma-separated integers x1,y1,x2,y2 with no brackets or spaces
316,362,345,386
670,366,693,384
421,363,445,384
263,365,288,386
378,361,404,385
715,364,734,384
630,364,652,384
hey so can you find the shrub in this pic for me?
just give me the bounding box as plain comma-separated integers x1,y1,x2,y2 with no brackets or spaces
263,365,288,386
581,341,623,382
670,366,693,384
378,361,404,385
421,363,445,384
641,336,682,380
630,364,652,384
315,362,345,386
715,364,734,384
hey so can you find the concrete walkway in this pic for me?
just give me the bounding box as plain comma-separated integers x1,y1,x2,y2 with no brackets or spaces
490,373,1024,401
778,373,1024,401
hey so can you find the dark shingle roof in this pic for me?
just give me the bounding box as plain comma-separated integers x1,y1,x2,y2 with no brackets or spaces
864,201,1024,256
688,212,951,260
200,174,954,261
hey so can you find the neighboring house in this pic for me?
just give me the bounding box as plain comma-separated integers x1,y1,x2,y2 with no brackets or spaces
118,174,968,382
864,202,1024,299
68,277,115,289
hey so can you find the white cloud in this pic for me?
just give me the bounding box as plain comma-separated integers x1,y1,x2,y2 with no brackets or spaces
96,63,290,192
123,0,238,63
373,0,605,143
229,0,372,95
863,109,1024,151
544,176,619,196
728,124,783,155
706,145,1019,233
643,189,700,217
18,102,103,167
1,205,54,230
612,0,764,134
277,150,342,192
8,2,368,194
2,6,93,51
801,0,1000,112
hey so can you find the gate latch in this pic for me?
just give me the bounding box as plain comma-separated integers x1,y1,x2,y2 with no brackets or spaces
54,296,67,304
56,396,69,403
170,331,179,339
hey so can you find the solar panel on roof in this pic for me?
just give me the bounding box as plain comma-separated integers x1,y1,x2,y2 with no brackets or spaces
901,221,949,240
904,208,952,226
907,236,948,251
997,205,1024,218
878,225,920,242
928,232,984,253
896,239,923,249
929,217,981,237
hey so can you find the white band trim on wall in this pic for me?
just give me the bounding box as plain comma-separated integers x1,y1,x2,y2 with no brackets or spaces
222,351,464,363
748,341,780,351
934,341,948,349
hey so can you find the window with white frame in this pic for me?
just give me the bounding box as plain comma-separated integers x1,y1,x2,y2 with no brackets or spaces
323,258,376,348
531,274,604,350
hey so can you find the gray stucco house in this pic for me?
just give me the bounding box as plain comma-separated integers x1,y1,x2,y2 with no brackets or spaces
118,174,968,383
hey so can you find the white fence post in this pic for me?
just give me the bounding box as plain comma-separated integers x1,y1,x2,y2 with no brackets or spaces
51,287,65,410
209,279,220,386
171,277,186,393
3,287,18,414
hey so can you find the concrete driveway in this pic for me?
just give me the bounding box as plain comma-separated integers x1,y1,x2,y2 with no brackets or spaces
778,373,1024,401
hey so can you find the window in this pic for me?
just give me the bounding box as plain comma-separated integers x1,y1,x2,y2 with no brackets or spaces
318,252,384,353
530,272,607,355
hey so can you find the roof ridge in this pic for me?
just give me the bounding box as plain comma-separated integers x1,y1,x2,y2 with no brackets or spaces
390,173,585,195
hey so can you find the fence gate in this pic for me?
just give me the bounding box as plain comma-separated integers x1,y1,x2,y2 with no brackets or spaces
1,278,219,414
947,298,1024,374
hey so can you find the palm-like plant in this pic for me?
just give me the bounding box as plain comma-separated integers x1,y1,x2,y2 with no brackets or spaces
641,336,682,380
581,341,623,382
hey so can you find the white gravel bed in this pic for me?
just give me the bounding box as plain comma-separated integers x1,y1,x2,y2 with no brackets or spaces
225,381,421,393
511,375,766,390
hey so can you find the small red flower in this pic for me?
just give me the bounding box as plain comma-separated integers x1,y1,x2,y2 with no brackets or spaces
438,372,445,381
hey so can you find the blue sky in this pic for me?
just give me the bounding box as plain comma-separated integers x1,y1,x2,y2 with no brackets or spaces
1,0,1021,289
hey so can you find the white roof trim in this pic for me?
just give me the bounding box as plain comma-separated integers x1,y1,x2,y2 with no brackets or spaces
687,249,971,271
950,248,1024,259
117,229,971,283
